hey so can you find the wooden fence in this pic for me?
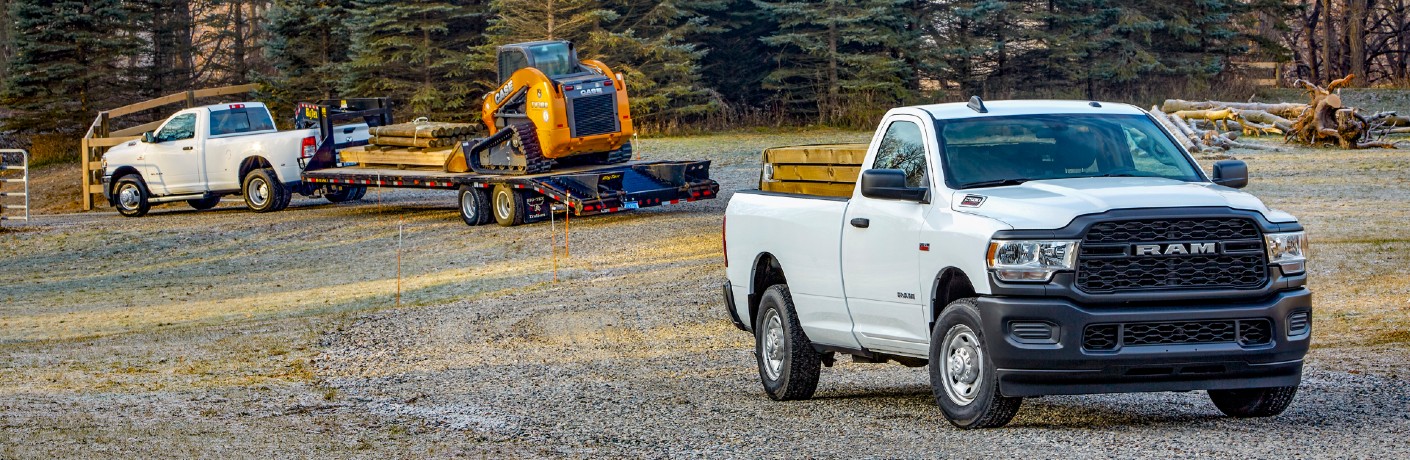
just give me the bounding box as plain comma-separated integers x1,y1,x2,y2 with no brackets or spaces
80,84,259,210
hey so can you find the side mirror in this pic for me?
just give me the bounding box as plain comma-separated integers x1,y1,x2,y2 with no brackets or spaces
141,132,155,143
1211,160,1248,189
860,169,927,202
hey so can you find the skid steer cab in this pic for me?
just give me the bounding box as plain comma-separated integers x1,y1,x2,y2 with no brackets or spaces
469,40,635,175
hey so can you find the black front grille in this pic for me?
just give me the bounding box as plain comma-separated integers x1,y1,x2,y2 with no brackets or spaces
569,93,618,137
1076,218,1269,293
1083,319,1273,351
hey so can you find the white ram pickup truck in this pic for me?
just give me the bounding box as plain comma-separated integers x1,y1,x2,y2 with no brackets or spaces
101,102,369,216
722,99,1311,428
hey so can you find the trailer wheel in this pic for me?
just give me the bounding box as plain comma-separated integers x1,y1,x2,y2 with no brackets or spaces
187,195,221,210
113,174,151,217
325,185,366,203
459,186,492,226
492,184,526,226
243,168,287,213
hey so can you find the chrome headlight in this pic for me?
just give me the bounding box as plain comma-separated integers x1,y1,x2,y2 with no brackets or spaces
987,240,1080,282
1265,231,1307,275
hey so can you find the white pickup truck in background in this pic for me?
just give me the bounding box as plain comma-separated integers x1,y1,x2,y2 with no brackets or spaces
722,99,1311,428
101,102,370,216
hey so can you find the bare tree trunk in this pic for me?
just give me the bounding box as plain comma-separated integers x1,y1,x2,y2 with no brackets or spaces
547,0,555,39
233,0,247,82
826,15,839,125
0,0,9,83
1348,0,1367,85
1305,0,1321,82
1322,0,1336,78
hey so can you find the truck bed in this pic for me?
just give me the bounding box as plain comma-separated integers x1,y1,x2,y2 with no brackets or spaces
302,160,719,218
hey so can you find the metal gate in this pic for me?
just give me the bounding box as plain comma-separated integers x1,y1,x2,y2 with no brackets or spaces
1,149,29,225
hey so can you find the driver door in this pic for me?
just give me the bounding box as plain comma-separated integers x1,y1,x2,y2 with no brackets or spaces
145,113,203,195
841,116,935,356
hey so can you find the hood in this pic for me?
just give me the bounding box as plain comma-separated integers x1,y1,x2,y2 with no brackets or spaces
103,138,143,160
950,177,1292,230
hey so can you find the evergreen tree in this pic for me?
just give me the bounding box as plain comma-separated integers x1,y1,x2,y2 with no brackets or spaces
693,0,776,109
1,0,134,133
344,0,489,121
262,0,356,118
756,0,910,125
127,0,196,99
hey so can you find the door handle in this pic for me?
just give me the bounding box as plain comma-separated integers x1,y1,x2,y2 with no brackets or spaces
850,218,870,228
182,146,193,151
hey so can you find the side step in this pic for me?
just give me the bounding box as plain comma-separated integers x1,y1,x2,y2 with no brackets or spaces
148,193,210,204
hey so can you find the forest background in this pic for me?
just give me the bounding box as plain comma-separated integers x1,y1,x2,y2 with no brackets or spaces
1,0,1408,158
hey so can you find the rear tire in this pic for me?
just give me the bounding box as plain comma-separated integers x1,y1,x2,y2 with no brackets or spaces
242,168,287,213
1209,386,1298,417
187,195,221,210
491,184,526,227
458,185,492,226
754,285,821,401
929,298,1021,429
113,174,151,217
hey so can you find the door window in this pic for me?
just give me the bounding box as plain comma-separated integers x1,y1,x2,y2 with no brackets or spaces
498,50,529,81
873,120,929,188
155,114,197,143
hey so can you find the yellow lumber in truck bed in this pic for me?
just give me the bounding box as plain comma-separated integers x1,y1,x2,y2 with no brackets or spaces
759,143,867,198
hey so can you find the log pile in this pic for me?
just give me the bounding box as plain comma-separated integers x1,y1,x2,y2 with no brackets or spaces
338,119,482,172
1158,74,1406,151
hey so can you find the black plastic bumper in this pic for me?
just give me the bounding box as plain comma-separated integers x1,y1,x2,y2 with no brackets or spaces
977,288,1311,397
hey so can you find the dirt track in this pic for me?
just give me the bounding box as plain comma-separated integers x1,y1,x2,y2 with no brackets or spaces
3,131,1409,457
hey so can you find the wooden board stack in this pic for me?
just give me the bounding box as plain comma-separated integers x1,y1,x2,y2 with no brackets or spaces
758,144,868,198
338,121,481,172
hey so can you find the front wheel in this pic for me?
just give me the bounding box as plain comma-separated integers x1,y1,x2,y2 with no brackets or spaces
754,285,821,401
1208,386,1298,417
929,298,1021,429
113,174,150,217
458,185,491,226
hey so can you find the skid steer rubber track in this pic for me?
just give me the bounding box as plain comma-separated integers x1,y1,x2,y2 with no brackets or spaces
466,122,553,175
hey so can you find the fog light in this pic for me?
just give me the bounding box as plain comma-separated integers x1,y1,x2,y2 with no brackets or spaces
1009,321,1058,344
1287,311,1311,338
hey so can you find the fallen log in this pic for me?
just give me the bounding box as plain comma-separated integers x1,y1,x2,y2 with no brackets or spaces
370,135,463,149
1162,100,1307,119
369,122,477,138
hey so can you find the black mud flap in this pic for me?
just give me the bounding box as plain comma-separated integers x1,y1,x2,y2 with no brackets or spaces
523,195,551,223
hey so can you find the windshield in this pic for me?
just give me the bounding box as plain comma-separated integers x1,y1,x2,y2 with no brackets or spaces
937,114,1202,189
527,42,579,77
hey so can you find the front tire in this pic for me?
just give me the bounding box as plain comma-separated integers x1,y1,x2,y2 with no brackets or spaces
491,184,526,227
113,174,150,217
929,298,1021,429
243,168,288,213
1208,386,1298,417
458,185,492,226
754,285,821,401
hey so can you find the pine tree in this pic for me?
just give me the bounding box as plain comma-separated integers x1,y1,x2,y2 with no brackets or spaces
693,0,775,109
344,0,490,121
1,0,135,133
756,0,910,125
262,0,356,118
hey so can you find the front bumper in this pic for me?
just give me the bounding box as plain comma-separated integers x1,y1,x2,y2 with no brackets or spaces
101,175,113,205
978,288,1311,397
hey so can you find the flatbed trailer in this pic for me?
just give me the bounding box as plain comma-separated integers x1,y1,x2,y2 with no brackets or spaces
296,98,719,226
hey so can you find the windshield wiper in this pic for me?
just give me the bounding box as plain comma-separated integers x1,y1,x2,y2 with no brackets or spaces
1091,172,1152,178
961,178,1030,189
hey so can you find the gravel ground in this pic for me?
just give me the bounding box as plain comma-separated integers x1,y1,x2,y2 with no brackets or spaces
3,130,1409,458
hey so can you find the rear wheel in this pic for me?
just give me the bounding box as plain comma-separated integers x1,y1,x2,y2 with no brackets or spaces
491,184,526,227
113,174,150,217
755,285,821,401
458,185,492,226
243,168,287,213
929,298,1021,429
1208,386,1298,417
187,195,221,210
